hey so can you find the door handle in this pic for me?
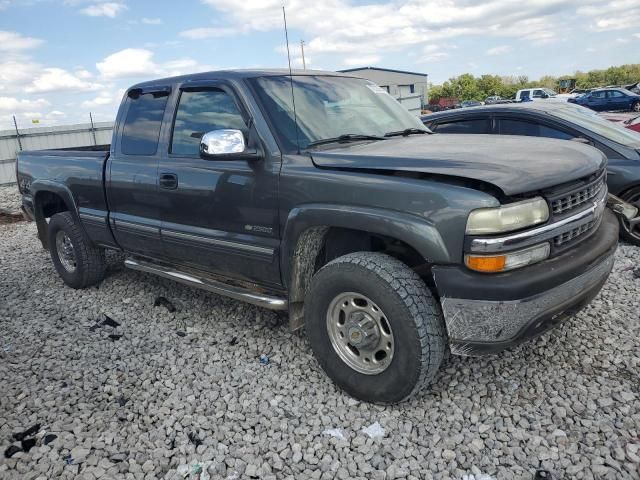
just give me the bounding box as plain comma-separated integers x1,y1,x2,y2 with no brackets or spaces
159,173,178,189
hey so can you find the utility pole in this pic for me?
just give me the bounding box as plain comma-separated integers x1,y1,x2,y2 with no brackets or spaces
300,40,306,70
89,112,97,146
13,115,22,151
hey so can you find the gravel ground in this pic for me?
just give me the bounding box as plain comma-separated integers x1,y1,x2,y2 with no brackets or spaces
1,184,639,480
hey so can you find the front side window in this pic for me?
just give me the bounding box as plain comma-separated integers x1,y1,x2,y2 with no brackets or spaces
121,91,169,155
591,91,606,99
171,89,247,155
434,118,490,134
250,75,427,151
533,90,543,98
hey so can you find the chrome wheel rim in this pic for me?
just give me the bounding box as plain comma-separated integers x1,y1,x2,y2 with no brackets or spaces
326,292,394,375
621,192,640,241
55,231,77,272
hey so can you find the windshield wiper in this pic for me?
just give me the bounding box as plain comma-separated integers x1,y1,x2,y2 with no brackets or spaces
384,128,431,138
306,134,387,148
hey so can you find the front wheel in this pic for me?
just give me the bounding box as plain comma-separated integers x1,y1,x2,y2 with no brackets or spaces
48,212,106,288
305,252,446,404
619,187,640,246
632,101,640,113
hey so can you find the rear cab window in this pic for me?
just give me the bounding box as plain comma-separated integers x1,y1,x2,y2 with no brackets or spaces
120,89,170,155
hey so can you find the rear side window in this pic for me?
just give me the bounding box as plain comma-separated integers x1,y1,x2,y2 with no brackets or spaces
607,90,624,98
171,89,247,155
121,91,169,155
591,91,606,99
499,119,573,139
433,119,490,134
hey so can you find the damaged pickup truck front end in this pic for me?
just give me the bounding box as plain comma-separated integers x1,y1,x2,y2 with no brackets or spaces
434,169,618,355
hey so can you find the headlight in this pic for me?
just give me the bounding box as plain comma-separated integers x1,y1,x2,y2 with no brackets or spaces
465,243,550,273
466,197,549,235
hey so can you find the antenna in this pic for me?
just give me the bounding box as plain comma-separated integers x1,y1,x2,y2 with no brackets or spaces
300,40,306,70
282,5,300,153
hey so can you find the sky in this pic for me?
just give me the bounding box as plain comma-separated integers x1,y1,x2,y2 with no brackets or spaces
0,0,638,129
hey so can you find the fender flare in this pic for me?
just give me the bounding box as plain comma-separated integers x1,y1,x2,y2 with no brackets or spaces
30,180,88,247
281,203,453,330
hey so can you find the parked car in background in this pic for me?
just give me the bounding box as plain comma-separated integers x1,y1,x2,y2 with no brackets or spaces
422,102,640,245
458,100,483,108
484,95,502,104
568,88,640,112
625,81,640,95
515,88,560,102
557,88,592,100
599,112,640,133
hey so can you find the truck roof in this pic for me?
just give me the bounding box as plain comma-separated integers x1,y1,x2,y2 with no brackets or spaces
130,68,354,89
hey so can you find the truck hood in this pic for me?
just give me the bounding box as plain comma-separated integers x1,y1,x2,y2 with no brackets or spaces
310,134,606,196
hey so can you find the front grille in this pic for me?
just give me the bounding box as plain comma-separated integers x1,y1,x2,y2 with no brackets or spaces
554,220,596,247
551,175,604,215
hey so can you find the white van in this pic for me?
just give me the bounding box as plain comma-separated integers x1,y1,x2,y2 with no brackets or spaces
515,88,561,102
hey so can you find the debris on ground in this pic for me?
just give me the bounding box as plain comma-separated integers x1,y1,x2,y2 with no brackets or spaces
534,470,554,479
89,313,121,331
187,432,203,447
63,454,74,465
115,396,128,407
634,268,640,279
108,334,123,341
259,353,269,365
4,445,22,458
12,423,41,441
154,296,177,312
229,336,238,346
0,209,24,224
176,330,187,337
42,434,57,445
176,460,214,480
20,438,36,453
322,428,346,440
362,421,385,439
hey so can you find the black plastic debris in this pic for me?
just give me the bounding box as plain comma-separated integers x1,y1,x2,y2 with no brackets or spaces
187,432,203,447
102,314,121,328
116,396,128,407
108,334,123,342
21,438,36,453
90,314,121,331
4,445,21,458
60,382,68,388
43,434,57,445
63,454,74,465
634,268,640,279
12,424,41,442
535,470,554,479
229,336,238,346
154,296,176,313
176,331,186,337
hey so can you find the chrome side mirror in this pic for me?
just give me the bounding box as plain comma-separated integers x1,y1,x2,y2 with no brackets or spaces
200,129,246,156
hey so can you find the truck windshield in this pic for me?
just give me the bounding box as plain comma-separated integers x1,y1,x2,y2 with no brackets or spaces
251,75,428,151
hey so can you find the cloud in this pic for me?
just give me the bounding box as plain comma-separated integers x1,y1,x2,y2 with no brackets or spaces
80,2,127,17
342,55,382,67
0,30,43,51
96,48,212,80
25,68,103,93
0,97,51,113
577,0,640,31
81,88,125,108
180,26,241,39
142,17,162,24
487,45,513,55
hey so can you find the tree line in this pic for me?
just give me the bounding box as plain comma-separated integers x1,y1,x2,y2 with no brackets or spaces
427,63,640,103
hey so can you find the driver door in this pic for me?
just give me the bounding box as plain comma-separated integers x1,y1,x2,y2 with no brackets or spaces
157,82,281,287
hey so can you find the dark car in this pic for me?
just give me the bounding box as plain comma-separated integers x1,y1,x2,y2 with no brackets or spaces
422,102,640,244
568,88,640,112
458,100,483,108
16,69,619,404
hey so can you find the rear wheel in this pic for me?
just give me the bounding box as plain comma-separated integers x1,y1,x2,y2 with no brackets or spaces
619,187,640,246
632,101,640,113
305,252,446,404
48,212,106,288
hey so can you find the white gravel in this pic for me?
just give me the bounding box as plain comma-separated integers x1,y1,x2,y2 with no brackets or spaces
1,184,639,480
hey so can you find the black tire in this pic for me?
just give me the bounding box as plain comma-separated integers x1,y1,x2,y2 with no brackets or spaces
632,101,640,113
619,186,640,246
48,212,106,289
305,252,446,404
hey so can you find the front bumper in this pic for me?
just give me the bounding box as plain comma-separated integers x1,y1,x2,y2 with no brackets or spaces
432,209,618,356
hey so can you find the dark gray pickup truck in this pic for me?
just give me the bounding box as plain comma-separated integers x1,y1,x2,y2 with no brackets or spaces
17,69,619,403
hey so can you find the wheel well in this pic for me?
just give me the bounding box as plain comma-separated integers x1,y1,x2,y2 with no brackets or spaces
287,226,431,330
34,191,69,249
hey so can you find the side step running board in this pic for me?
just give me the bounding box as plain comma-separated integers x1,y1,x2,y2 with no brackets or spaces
124,258,288,311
